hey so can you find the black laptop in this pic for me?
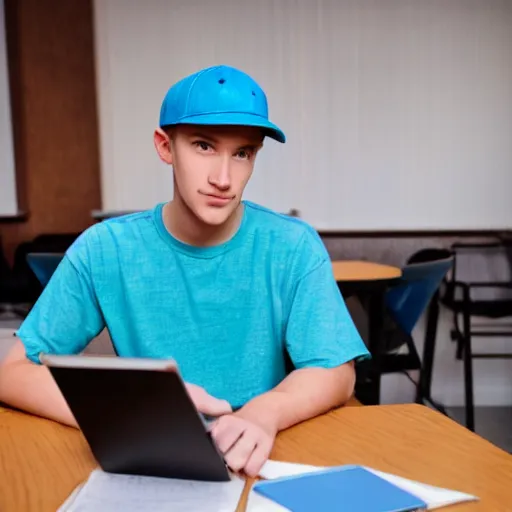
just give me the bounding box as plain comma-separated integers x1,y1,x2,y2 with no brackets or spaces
40,354,230,482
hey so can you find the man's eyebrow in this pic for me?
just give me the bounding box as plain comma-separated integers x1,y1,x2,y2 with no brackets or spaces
189,132,219,144
239,139,264,149
238,143,260,150
189,132,262,148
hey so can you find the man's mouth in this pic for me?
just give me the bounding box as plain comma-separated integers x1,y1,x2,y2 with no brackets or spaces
202,192,234,205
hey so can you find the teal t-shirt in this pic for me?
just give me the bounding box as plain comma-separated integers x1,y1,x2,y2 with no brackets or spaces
17,201,369,408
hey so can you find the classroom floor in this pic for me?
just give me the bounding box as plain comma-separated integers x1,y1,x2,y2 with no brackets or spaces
1,313,511,454
446,407,512,454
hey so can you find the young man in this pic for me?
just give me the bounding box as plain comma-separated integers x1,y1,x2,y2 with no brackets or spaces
0,65,369,477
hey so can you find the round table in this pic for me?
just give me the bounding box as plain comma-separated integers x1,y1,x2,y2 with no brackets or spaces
331,260,402,283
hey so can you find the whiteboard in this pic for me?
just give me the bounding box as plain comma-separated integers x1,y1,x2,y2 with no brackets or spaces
0,0,17,216
93,0,512,230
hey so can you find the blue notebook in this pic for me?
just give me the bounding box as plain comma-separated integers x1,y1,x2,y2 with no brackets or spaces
253,465,427,512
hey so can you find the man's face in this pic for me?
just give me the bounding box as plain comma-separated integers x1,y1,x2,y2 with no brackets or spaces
156,124,263,226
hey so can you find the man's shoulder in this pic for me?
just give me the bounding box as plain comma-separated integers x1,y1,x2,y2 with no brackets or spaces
67,207,158,260
95,208,156,235
244,201,326,255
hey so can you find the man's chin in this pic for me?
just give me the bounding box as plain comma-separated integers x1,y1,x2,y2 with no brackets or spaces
196,206,236,227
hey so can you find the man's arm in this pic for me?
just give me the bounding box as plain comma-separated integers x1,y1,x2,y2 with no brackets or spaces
0,249,106,424
0,340,78,426
236,361,355,433
211,245,369,477
0,235,233,426
0,247,105,425
0,340,232,426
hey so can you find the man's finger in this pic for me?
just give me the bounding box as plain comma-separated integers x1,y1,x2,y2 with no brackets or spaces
199,396,232,416
185,383,232,416
211,417,245,454
243,435,273,478
224,431,257,473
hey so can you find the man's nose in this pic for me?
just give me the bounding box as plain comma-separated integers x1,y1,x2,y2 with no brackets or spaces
208,155,231,190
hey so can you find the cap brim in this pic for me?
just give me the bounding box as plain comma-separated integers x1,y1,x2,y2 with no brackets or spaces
163,112,286,143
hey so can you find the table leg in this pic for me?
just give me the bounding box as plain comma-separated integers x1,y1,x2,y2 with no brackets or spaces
353,291,385,405
339,281,398,406
364,290,385,404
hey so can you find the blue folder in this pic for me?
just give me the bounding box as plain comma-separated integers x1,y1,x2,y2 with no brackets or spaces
253,465,427,512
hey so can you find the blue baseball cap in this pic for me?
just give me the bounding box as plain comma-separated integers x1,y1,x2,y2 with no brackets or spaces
159,65,286,143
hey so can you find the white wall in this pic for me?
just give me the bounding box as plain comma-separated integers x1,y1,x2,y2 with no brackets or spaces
0,0,17,216
93,0,512,230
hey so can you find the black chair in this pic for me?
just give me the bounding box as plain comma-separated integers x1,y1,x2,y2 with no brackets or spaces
0,233,81,318
349,249,453,409
381,249,453,408
441,240,512,432
12,233,80,292
0,238,33,318
26,253,64,288
403,248,454,412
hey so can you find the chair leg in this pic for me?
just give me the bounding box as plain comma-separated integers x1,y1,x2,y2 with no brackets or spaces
415,297,449,416
416,293,439,404
462,288,475,432
456,340,464,360
454,313,464,360
365,291,385,405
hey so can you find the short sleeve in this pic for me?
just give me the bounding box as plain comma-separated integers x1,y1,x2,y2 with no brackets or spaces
285,258,370,370
16,252,105,364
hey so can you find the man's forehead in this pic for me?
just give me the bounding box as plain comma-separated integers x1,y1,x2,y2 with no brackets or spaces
178,124,263,144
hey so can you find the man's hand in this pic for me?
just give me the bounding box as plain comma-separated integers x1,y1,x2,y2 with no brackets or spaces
210,411,277,477
185,383,232,416
185,383,276,476
207,363,356,478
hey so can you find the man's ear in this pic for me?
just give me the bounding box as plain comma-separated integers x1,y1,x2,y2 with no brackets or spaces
154,128,173,165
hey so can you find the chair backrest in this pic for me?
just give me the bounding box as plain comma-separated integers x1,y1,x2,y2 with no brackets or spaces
0,237,12,280
449,241,512,301
26,253,64,288
385,249,453,335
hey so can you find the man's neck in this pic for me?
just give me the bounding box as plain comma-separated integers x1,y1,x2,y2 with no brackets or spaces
162,197,244,247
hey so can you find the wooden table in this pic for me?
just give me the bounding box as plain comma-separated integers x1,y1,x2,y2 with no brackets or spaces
1,404,511,511
331,260,402,283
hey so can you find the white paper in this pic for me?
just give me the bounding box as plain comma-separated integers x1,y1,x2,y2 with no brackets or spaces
58,470,246,512
60,460,478,511
366,468,477,510
259,460,326,480
245,488,291,512
256,460,478,510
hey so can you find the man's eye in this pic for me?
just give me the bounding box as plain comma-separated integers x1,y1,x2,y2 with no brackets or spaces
235,149,250,160
194,141,211,151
